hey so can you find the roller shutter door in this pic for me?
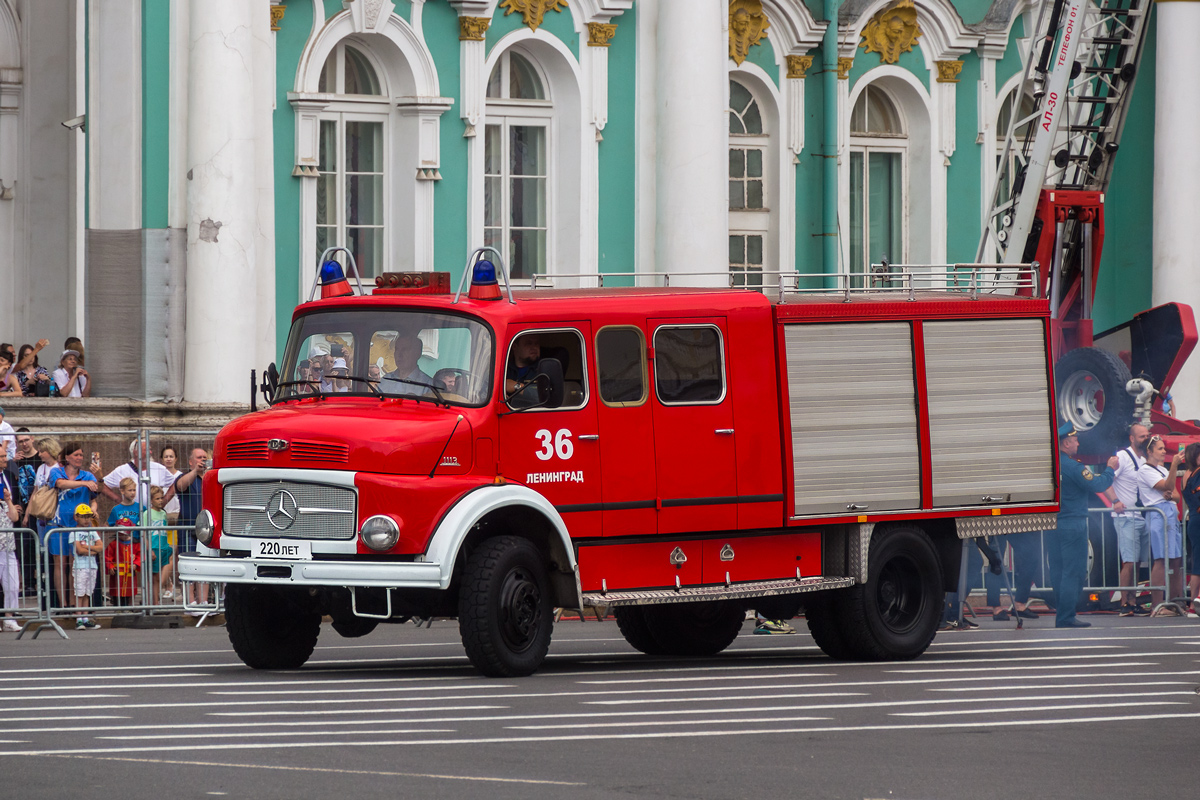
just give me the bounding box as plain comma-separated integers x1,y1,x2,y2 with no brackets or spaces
924,319,1055,507
784,323,921,515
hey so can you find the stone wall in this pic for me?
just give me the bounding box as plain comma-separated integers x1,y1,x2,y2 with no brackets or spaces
0,398,247,434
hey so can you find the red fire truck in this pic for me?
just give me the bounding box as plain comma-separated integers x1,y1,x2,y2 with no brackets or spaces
180,252,1060,677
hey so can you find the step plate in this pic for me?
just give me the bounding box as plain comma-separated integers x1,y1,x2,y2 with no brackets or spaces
582,576,855,608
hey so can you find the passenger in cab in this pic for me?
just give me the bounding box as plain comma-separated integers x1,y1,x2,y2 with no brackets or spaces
505,334,540,396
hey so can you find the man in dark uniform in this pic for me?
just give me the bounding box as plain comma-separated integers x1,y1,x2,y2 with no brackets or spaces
1051,423,1118,628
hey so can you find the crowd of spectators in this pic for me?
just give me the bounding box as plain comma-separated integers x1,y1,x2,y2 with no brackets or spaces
0,338,90,398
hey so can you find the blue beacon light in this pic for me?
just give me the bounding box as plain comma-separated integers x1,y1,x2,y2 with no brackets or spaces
320,259,353,298
468,259,502,300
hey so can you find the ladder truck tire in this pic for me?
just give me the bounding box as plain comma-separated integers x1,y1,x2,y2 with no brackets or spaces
457,535,554,677
225,584,322,670
330,615,379,638
614,606,668,655
640,601,745,657
1055,347,1134,454
836,526,942,661
804,592,856,660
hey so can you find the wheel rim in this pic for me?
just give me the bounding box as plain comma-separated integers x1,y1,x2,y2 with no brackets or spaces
1058,369,1105,431
497,565,542,653
875,554,925,633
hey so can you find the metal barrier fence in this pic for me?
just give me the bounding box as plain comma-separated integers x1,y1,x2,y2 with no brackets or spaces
958,504,1183,621
2,428,224,638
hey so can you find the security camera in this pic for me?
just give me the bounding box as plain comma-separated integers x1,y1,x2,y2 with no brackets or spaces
61,115,86,131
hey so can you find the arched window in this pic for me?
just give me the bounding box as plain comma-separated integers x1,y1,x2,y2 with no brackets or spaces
316,42,388,278
485,50,551,280
849,85,906,284
728,78,770,288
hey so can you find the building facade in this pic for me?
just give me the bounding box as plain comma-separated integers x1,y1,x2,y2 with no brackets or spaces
0,0,1194,408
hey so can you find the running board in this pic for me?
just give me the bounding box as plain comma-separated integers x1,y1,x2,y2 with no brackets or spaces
582,576,855,608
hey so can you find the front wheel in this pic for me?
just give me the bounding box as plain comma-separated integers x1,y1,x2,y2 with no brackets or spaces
458,536,554,677
837,526,942,661
225,584,322,669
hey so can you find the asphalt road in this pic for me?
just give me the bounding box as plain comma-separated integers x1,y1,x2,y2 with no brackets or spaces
0,612,1196,799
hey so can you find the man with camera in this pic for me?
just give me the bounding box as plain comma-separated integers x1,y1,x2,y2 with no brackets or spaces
173,448,210,613
1105,423,1152,616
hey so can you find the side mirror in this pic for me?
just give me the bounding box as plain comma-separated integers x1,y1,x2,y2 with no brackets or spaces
505,357,565,411
261,362,279,403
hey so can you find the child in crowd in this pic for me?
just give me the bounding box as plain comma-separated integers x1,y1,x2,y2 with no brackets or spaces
142,486,172,604
69,504,102,629
104,518,141,606
107,477,142,540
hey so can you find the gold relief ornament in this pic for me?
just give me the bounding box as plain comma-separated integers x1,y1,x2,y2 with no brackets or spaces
270,4,285,31
837,57,853,79
935,60,963,83
499,0,568,33
587,22,618,47
729,0,771,65
859,0,922,64
459,16,490,41
786,54,814,79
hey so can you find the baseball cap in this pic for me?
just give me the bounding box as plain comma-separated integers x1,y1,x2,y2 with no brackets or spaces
115,518,134,527
73,504,95,517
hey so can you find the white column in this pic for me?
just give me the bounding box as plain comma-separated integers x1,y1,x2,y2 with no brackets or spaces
1152,0,1200,417
252,0,276,370
654,0,727,284
185,1,259,403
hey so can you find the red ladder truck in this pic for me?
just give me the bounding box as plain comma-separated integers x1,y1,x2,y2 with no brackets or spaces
180,252,1060,676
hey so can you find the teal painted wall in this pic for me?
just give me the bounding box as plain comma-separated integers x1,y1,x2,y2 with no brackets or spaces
598,15,637,278
142,0,170,230
424,2,469,277
744,35,778,86
795,53,826,285
849,45,929,91
1093,12,1156,331
488,7,579,57
946,53,981,263
272,0,314,353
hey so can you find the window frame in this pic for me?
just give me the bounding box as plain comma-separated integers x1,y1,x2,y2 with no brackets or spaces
652,324,728,407
503,327,589,412
595,325,649,408
848,84,909,280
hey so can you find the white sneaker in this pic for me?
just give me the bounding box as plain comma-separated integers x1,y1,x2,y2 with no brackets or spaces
2,619,20,632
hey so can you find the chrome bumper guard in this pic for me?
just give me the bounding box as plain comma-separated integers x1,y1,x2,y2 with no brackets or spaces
177,553,443,590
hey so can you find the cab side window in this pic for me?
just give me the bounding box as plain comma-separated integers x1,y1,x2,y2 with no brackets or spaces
506,328,588,410
653,325,726,404
596,326,647,406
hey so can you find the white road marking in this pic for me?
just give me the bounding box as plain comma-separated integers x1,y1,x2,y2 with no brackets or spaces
99,727,458,740
53,755,586,786
934,680,1199,692
584,690,1196,708
893,701,1189,717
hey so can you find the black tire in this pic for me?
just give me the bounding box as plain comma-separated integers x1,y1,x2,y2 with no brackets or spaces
458,536,553,677
225,584,322,670
837,526,942,661
804,592,855,660
753,595,803,621
331,615,379,638
614,606,667,655
641,601,745,657
1055,347,1134,454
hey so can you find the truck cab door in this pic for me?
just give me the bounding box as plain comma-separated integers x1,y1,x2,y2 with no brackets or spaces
498,324,603,539
649,319,737,534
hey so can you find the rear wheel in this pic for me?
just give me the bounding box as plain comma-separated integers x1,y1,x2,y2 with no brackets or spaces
838,526,942,661
641,601,745,657
458,536,553,677
614,606,667,655
225,584,321,669
804,592,855,660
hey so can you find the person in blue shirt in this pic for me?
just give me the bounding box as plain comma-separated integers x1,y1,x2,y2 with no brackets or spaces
1051,423,1118,628
106,477,143,541
48,441,98,609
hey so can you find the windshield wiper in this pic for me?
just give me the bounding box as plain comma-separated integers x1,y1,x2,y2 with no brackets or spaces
275,379,325,401
379,378,449,407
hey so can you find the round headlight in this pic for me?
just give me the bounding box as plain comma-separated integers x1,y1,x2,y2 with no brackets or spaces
195,509,215,546
360,515,400,552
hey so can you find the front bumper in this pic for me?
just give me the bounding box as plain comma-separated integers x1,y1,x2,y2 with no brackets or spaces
178,553,445,590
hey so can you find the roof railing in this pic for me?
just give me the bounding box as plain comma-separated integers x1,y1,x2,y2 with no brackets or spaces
525,263,1040,302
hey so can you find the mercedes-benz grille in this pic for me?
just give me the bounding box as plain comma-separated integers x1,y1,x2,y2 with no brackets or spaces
223,481,357,540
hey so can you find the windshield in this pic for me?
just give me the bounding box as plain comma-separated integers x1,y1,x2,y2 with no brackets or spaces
277,309,494,406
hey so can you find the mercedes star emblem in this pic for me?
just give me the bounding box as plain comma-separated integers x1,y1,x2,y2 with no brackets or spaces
266,490,300,530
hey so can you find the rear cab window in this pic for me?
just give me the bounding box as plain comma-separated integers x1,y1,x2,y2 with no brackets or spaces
653,325,726,405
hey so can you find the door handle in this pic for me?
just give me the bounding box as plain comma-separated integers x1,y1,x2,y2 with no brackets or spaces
846,503,869,511
578,434,599,441
715,429,734,435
